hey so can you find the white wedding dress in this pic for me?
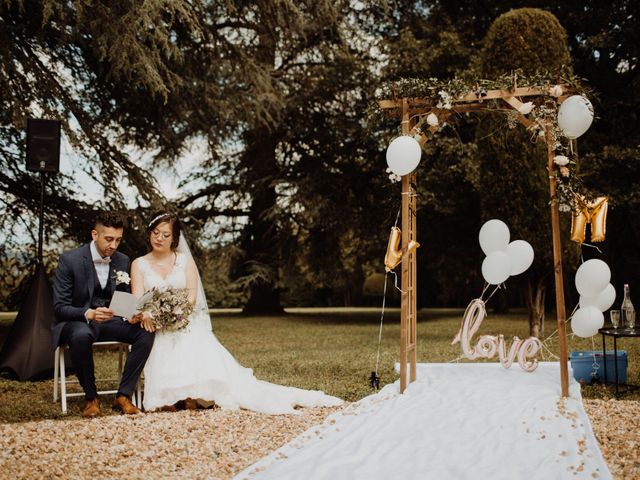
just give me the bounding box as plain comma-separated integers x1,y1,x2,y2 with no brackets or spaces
139,253,342,414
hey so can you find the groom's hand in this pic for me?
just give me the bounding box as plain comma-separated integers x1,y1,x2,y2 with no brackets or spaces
88,307,114,323
129,313,143,324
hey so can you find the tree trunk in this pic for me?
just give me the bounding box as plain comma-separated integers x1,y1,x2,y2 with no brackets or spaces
526,277,546,338
239,126,284,315
242,282,284,314
239,16,284,315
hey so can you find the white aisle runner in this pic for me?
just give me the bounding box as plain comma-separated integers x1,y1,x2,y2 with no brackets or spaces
234,363,611,480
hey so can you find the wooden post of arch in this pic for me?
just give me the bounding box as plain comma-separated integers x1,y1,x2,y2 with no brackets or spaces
399,98,418,393
546,123,570,397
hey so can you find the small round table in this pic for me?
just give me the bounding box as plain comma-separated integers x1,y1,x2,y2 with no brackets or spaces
599,326,640,395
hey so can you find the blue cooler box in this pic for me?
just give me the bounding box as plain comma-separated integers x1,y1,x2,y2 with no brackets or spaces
569,350,627,384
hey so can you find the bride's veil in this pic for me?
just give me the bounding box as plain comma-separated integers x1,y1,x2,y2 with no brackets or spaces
176,232,212,332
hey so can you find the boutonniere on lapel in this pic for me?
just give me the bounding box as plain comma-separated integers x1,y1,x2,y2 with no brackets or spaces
113,270,131,286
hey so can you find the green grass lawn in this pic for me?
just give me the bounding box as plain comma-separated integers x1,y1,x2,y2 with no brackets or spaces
1,308,638,423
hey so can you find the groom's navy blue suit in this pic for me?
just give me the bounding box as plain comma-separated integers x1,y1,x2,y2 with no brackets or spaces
52,243,154,400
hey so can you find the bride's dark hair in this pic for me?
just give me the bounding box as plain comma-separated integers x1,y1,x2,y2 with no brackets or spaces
147,213,181,250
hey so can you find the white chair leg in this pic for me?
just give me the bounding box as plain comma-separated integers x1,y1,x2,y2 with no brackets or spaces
53,347,60,402
135,379,143,409
60,348,68,414
53,341,141,414
118,345,124,376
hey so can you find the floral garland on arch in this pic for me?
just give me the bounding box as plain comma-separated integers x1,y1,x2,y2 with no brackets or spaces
376,68,588,98
373,68,596,212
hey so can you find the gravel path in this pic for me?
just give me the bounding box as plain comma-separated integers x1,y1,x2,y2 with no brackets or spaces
0,407,340,479
582,399,640,480
0,400,637,479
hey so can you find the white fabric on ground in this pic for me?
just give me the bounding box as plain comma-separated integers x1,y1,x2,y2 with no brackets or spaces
235,362,611,479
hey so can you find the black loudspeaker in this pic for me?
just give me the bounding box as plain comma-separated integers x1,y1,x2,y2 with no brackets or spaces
26,118,61,173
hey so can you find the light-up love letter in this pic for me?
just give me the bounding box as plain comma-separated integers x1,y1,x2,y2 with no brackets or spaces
452,299,541,372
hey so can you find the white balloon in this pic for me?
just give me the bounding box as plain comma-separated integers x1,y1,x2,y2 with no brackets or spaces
571,306,604,338
580,283,616,312
481,251,512,285
479,219,510,256
557,95,594,139
506,240,534,276
386,136,422,176
575,259,611,297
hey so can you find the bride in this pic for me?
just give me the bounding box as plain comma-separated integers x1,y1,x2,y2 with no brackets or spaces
130,213,342,414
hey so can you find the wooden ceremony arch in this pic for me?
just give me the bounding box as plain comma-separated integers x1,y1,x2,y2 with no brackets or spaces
379,83,577,397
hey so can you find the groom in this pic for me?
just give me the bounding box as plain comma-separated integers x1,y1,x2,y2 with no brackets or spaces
52,211,154,418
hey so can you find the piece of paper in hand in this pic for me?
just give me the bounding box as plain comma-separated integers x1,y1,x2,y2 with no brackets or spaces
136,290,155,310
109,291,140,319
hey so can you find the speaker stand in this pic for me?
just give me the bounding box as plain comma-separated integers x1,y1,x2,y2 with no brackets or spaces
0,172,56,379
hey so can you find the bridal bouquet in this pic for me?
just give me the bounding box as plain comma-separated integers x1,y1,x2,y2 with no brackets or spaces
138,288,193,332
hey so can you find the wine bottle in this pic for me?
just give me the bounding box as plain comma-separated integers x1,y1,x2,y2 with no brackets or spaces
621,284,635,328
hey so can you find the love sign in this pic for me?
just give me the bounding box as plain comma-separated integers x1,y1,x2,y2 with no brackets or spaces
452,299,541,372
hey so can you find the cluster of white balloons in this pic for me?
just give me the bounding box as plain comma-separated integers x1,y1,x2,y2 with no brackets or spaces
571,259,616,338
479,219,534,285
557,95,594,139
385,135,422,176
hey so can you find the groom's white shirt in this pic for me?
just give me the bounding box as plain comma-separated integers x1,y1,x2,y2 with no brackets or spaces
90,241,110,289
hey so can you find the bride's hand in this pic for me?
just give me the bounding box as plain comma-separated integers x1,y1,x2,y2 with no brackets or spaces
140,312,156,332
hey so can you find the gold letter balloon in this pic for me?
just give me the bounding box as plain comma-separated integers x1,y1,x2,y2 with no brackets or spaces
570,195,608,244
384,226,420,272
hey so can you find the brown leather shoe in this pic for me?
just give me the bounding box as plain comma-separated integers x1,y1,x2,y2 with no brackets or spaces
184,397,197,410
158,404,177,412
82,397,101,418
113,395,142,415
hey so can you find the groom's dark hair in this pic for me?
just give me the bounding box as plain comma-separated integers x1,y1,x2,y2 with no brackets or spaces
147,213,181,250
94,211,127,229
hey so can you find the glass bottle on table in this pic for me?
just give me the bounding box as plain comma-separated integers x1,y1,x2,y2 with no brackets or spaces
621,284,635,329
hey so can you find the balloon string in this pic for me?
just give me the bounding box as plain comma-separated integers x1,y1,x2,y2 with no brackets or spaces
373,273,389,376
542,328,558,343
484,283,503,304
581,242,603,255
568,302,579,321
590,336,600,381
391,270,404,293
480,283,491,300
538,328,560,361
540,340,560,361
393,208,400,228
